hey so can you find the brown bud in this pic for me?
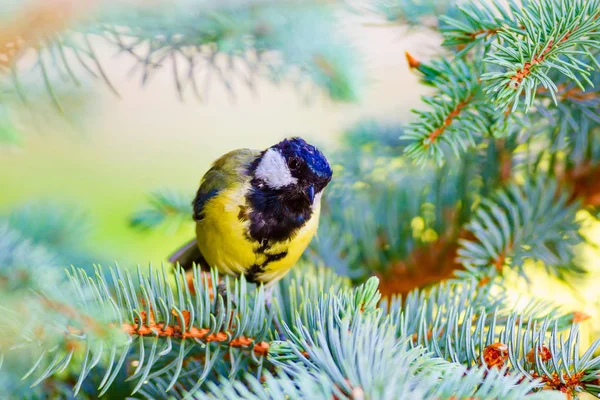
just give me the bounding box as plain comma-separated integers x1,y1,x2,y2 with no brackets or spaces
526,344,551,363
405,51,420,69
571,311,591,323
134,309,156,325
478,276,491,287
172,309,191,328
253,341,270,356
483,342,508,369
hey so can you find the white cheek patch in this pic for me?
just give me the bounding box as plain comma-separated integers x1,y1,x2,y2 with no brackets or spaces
312,190,323,211
255,148,298,188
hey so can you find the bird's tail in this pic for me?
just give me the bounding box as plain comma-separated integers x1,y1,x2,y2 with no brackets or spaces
168,239,208,271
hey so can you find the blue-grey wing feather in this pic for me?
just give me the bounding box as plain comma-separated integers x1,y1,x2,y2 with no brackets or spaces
192,148,260,221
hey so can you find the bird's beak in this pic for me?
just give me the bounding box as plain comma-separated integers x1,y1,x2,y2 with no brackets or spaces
305,185,315,205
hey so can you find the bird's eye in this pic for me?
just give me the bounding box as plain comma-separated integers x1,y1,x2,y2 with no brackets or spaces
288,157,300,170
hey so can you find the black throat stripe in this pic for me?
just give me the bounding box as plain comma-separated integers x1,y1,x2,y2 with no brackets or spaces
245,181,313,244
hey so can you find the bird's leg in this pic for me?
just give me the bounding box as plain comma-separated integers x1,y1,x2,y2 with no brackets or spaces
265,285,287,340
217,281,228,299
214,281,232,317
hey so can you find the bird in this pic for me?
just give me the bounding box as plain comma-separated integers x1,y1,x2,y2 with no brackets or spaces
169,137,332,296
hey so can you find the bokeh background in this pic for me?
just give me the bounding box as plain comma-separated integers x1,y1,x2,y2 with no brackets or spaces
2,0,599,353
0,11,437,265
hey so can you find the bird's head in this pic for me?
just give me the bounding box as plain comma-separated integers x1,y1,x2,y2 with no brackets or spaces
252,137,332,205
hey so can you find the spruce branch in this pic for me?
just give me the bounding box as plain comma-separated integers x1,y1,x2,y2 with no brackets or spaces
0,265,127,397
402,59,483,165
402,58,511,165
196,364,561,400
385,278,575,363
9,264,271,397
0,204,121,398
456,177,584,281
7,202,90,249
384,278,504,345
441,0,600,111
383,279,600,398
271,276,580,399
271,299,438,399
274,262,352,330
3,243,597,399
270,277,464,399
404,0,600,166
196,369,338,400
534,68,600,168
430,366,562,400
506,320,600,398
482,0,600,111
440,0,521,54
536,84,600,158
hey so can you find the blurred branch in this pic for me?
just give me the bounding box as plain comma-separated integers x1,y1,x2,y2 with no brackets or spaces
129,189,192,232
564,162,600,207
0,0,97,70
348,0,458,30
1,0,363,118
1,201,108,271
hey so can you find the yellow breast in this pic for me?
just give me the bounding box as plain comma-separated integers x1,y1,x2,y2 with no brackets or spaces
196,183,321,286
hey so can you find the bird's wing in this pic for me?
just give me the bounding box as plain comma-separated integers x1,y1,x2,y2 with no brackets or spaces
168,238,208,270
193,148,261,221
169,148,260,270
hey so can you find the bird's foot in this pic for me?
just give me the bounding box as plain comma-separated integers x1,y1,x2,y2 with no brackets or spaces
214,281,236,316
217,281,228,299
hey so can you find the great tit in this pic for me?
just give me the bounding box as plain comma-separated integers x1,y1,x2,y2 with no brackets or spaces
169,137,332,288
